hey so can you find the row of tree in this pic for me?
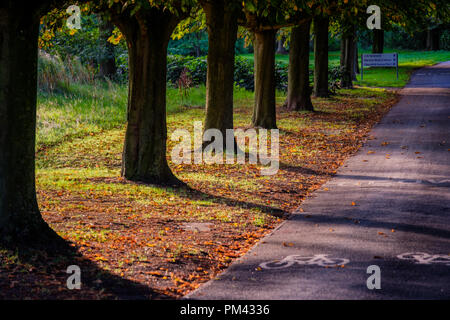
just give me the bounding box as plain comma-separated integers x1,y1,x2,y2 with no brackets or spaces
0,0,448,245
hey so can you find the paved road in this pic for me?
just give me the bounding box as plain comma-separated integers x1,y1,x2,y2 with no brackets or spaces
186,62,450,300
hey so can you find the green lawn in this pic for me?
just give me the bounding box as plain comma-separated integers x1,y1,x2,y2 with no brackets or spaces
238,50,450,87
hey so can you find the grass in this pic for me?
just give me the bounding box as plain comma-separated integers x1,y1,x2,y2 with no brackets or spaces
37,81,128,150
238,49,450,87
36,83,277,151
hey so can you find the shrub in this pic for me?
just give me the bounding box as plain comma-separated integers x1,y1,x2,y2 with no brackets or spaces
234,56,289,92
184,56,207,84
38,51,69,92
234,56,255,91
105,53,342,94
275,62,288,92
38,50,95,93
328,66,345,94
440,29,450,50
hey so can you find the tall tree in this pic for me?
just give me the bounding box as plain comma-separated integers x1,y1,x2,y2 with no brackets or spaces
340,25,356,88
313,15,329,97
0,1,63,245
98,17,117,79
201,0,241,146
426,27,441,50
104,1,191,185
252,28,278,128
241,0,310,128
372,29,384,53
276,35,289,54
286,21,313,111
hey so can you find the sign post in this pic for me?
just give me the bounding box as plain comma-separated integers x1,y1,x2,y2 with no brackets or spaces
361,53,398,81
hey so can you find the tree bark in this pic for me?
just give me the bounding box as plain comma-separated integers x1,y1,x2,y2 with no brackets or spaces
252,29,277,129
98,17,117,80
0,3,59,245
313,16,329,97
427,27,440,51
112,9,181,185
372,29,384,53
201,0,239,145
353,31,358,79
286,21,313,111
276,36,288,54
340,26,355,89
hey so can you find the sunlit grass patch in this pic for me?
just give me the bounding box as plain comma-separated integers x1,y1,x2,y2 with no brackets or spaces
58,228,113,244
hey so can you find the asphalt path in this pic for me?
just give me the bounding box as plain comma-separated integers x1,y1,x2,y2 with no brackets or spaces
186,62,450,300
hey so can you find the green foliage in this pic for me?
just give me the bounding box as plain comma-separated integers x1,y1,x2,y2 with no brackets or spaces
42,15,101,65
328,66,345,94
167,54,288,91
275,63,289,92
440,29,450,50
167,55,207,86
234,56,255,91
38,50,94,93
40,13,128,81
169,31,209,56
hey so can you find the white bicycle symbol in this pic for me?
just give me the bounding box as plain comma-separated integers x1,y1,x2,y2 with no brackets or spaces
259,254,350,270
397,252,450,266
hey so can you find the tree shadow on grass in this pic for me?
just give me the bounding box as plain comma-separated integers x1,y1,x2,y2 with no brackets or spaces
278,161,330,176
166,183,286,218
0,237,169,300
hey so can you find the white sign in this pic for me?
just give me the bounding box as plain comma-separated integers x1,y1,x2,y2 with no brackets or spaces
361,53,398,80
363,53,397,67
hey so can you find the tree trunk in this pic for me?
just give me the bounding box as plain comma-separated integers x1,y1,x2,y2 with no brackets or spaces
112,9,181,185
372,29,384,53
340,27,355,89
313,16,329,97
98,17,117,79
252,29,277,129
427,27,440,51
202,0,239,145
0,3,58,245
353,31,358,79
276,36,288,54
286,21,313,111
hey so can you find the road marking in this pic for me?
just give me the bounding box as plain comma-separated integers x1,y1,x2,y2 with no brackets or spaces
334,179,450,187
259,254,350,269
397,252,450,266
